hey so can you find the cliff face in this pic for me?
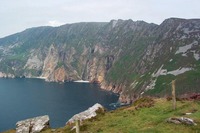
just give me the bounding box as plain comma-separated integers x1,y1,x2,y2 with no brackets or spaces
0,18,200,103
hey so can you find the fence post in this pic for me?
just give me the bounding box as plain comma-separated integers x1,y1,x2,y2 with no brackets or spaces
75,119,80,133
172,80,176,110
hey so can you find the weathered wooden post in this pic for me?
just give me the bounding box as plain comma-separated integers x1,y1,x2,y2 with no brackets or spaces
172,80,176,110
75,119,80,133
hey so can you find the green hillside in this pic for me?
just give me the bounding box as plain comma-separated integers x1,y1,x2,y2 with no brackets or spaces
0,18,200,102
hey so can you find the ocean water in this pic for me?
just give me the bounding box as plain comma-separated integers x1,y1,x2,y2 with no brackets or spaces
0,78,119,132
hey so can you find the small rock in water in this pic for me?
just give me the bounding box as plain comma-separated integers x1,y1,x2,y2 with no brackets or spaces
16,115,50,133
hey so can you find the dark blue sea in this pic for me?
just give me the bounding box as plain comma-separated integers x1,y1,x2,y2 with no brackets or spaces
0,78,119,132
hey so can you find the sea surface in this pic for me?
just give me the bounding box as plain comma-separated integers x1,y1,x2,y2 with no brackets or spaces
0,78,119,132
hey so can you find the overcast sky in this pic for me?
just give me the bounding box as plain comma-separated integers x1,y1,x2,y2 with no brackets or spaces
1,0,200,38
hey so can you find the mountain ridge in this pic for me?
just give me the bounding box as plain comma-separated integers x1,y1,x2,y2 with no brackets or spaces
0,17,200,103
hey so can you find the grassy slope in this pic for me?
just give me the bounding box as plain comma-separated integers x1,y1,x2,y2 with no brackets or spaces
4,98,200,133
42,98,200,133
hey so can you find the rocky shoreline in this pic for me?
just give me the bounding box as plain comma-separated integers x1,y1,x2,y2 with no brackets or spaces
0,75,130,103
1,18,200,107
0,72,15,78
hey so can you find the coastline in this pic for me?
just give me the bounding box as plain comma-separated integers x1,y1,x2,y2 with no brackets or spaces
35,76,47,79
0,76,123,102
73,80,90,83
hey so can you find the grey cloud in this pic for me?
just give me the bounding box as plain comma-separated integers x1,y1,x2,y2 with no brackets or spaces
0,0,200,38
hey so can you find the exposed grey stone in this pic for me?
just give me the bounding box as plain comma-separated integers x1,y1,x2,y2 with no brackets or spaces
0,72,15,78
24,54,43,70
167,117,197,125
66,103,104,125
167,67,193,76
185,113,192,115
16,115,50,133
175,41,198,54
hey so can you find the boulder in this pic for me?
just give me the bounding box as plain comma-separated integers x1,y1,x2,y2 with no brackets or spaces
66,103,104,125
167,117,197,125
16,115,50,133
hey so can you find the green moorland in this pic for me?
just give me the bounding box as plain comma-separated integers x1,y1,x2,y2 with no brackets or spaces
5,97,200,133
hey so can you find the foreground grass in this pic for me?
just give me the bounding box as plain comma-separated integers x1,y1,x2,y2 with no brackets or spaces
44,98,200,133
5,98,200,133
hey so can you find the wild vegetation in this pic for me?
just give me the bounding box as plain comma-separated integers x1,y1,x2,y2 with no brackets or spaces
49,98,200,133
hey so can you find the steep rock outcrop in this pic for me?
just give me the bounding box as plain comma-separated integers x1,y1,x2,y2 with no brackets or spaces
53,66,66,82
66,103,104,125
16,115,50,133
41,44,59,79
